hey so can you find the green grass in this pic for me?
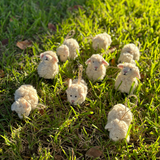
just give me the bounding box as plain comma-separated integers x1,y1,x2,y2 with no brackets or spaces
0,0,160,159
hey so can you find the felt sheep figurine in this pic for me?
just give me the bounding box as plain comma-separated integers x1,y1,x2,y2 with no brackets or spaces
118,52,136,65
118,43,140,64
105,118,130,142
11,85,38,119
115,63,141,94
57,38,79,62
66,65,88,105
37,51,59,79
85,54,109,81
107,104,133,127
92,33,112,50
105,104,133,142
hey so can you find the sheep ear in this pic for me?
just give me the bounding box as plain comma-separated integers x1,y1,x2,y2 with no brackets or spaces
117,64,124,69
136,71,141,79
25,102,29,108
68,79,72,88
102,60,109,66
53,57,58,63
40,53,44,60
105,123,113,130
85,58,91,64
79,92,85,98
65,49,69,56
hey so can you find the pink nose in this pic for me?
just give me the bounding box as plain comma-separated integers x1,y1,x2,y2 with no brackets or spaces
71,100,74,103
95,66,98,69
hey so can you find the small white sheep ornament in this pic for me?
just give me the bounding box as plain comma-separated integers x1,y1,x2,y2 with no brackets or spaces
105,104,133,142
85,54,109,81
66,65,88,105
57,31,79,62
11,85,38,119
92,33,112,50
118,43,140,64
115,63,141,94
37,51,59,79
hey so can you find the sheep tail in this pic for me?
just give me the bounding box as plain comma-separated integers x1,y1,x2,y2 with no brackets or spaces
78,64,83,84
120,94,138,121
65,30,75,40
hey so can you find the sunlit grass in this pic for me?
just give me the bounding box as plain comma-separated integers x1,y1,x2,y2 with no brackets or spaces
0,0,160,159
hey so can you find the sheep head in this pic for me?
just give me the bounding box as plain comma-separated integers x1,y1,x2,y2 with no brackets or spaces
92,33,112,50
66,79,85,105
40,51,58,64
57,44,70,62
85,54,109,71
11,98,31,119
105,119,129,142
117,63,141,79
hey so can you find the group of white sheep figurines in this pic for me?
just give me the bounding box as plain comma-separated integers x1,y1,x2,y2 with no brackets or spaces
11,32,141,143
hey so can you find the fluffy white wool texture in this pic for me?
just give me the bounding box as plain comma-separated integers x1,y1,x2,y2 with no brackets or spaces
121,43,140,61
66,79,88,105
56,44,70,62
11,85,38,119
63,38,79,59
105,119,130,142
118,52,136,65
92,33,112,50
57,38,79,62
11,98,32,119
37,51,59,79
107,104,132,127
86,54,109,81
115,63,141,94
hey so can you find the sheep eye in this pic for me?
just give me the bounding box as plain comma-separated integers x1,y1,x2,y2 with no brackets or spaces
130,69,132,71
119,61,121,63
70,95,72,97
116,137,118,138
93,61,94,63
75,96,77,98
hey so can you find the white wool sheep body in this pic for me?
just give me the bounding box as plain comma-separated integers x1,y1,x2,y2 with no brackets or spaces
105,118,130,142
56,44,70,62
86,54,109,81
57,38,79,62
121,43,140,61
105,103,133,142
92,33,112,50
115,63,140,94
37,51,59,79
118,52,136,65
107,104,132,127
66,79,88,105
11,98,32,119
11,85,38,119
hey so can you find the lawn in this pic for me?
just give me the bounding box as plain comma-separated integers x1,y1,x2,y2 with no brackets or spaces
0,0,160,159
